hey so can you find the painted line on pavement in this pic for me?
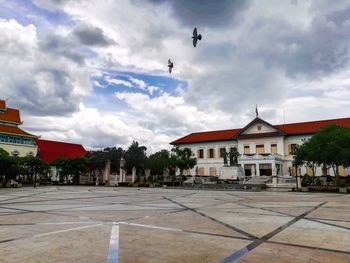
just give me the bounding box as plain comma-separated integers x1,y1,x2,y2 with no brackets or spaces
218,202,327,263
34,224,103,238
107,223,119,263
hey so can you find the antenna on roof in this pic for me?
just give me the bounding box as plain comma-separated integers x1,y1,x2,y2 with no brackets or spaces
284,109,286,124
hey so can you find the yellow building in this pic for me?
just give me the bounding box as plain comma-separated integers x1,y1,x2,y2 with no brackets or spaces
0,99,38,157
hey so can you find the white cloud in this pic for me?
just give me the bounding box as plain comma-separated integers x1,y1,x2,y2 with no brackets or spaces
104,76,133,88
0,18,91,116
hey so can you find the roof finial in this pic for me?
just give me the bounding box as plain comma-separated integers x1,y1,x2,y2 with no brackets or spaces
255,104,259,118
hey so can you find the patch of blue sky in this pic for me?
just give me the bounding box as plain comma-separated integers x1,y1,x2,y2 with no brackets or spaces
92,70,188,98
0,0,74,31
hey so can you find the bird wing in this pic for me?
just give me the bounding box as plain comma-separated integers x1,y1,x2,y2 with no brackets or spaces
193,27,197,37
193,38,197,47
168,59,171,64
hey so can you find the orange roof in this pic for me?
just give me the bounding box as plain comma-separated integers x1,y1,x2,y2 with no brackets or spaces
0,107,21,124
171,129,241,145
0,100,5,110
0,124,38,138
171,117,350,144
275,117,350,135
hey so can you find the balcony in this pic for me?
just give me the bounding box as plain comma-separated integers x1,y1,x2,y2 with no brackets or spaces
239,153,283,161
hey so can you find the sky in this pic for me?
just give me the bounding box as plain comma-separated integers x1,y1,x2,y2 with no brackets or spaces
1,0,350,153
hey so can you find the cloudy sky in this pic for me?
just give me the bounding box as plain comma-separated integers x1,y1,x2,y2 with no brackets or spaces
1,0,350,152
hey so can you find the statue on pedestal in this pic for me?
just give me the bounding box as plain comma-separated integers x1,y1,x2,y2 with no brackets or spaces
222,148,228,166
229,147,240,166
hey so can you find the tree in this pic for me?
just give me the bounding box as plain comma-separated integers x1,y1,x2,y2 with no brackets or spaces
146,149,171,176
0,148,19,185
293,124,350,178
125,141,147,174
51,157,87,184
69,157,88,184
20,156,49,182
170,146,197,176
103,147,125,173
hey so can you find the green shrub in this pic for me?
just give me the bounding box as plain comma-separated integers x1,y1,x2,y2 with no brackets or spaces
335,176,343,187
301,174,312,186
315,177,322,186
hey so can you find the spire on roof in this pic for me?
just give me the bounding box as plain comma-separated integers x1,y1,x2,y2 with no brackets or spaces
255,104,259,117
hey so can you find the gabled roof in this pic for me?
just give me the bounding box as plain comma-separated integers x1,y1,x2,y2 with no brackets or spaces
170,129,240,145
0,107,21,124
275,117,350,135
0,124,38,138
170,117,350,145
237,117,286,137
36,139,86,163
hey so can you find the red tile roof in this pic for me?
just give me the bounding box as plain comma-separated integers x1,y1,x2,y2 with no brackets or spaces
35,139,86,163
171,129,241,145
171,117,350,144
275,117,350,135
0,100,5,110
0,107,21,124
0,124,38,138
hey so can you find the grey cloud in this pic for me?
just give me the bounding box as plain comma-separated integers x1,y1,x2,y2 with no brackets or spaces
72,24,116,46
16,69,80,116
147,0,252,28
39,34,85,64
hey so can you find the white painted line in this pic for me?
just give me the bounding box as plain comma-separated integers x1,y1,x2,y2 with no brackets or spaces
39,221,104,225
120,222,183,232
107,223,119,263
34,224,103,238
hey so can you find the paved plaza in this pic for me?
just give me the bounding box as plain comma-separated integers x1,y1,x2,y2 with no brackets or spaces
0,186,349,263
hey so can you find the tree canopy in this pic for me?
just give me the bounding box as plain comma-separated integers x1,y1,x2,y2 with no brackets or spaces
170,146,197,176
293,124,350,176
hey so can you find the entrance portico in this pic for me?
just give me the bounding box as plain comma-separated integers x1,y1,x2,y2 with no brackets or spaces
239,153,283,177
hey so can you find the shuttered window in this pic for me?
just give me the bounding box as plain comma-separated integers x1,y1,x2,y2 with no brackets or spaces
198,167,205,176
244,146,250,154
256,145,264,154
271,144,277,154
197,149,204,159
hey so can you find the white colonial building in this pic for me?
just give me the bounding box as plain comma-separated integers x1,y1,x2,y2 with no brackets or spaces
171,116,350,178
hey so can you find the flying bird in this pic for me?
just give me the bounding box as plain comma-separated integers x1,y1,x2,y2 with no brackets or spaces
192,27,202,47
168,59,173,73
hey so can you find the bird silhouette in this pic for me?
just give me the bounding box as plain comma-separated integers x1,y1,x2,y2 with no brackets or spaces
168,59,173,73
192,27,202,47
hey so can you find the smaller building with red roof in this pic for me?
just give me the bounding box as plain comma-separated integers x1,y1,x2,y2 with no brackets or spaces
36,139,86,163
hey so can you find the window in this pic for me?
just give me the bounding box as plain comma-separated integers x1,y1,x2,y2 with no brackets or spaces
307,167,313,176
256,144,264,154
219,148,225,158
198,167,205,176
244,145,250,154
208,148,214,158
198,149,204,159
288,144,297,155
209,167,216,176
271,144,277,154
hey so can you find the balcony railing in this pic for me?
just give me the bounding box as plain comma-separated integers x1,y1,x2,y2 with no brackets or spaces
239,153,283,161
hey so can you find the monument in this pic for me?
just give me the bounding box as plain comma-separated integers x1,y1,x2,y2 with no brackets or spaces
219,147,244,181
119,157,126,183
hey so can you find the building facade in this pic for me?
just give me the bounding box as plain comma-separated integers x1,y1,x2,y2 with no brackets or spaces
171,117,350,177
0,99,38,157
